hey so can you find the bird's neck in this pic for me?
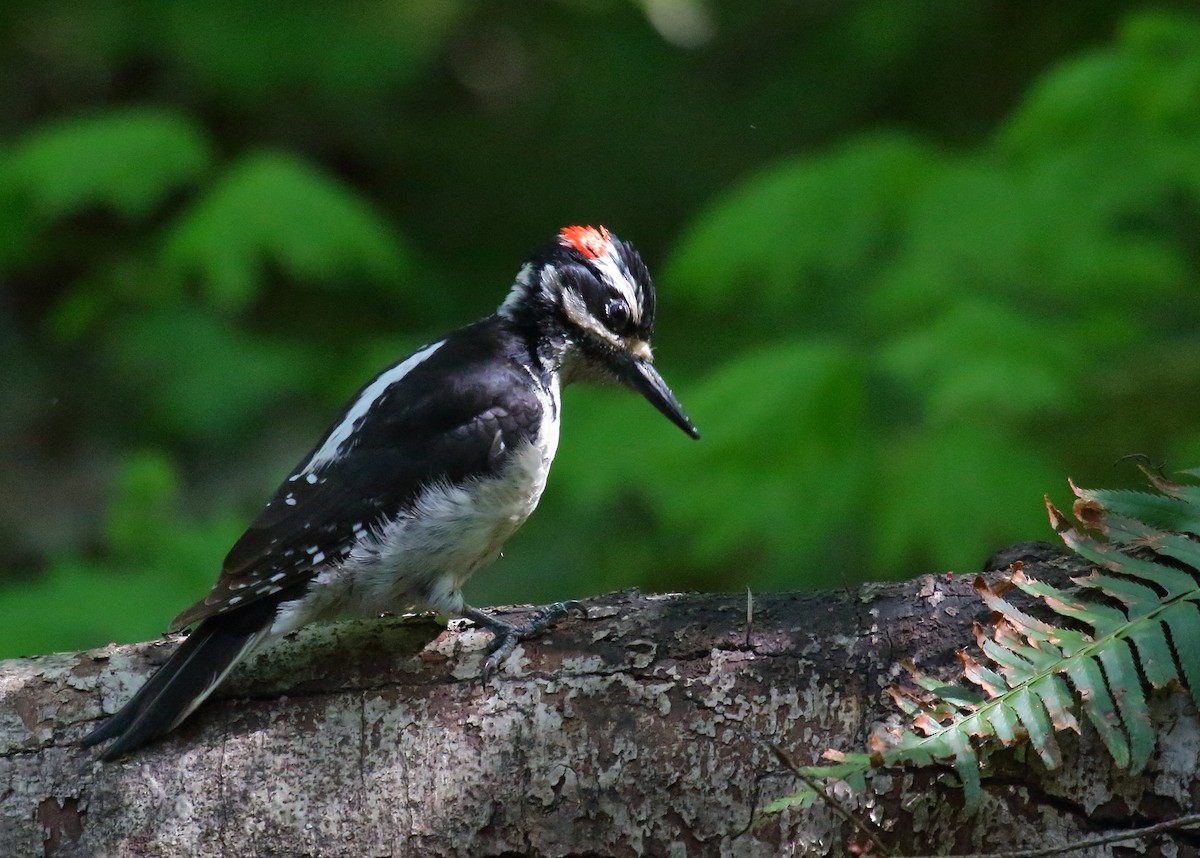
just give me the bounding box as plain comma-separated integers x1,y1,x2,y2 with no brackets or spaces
492,311,574,388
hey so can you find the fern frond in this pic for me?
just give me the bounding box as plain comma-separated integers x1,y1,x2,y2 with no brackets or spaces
767,468,1200,815
1072,487,1200,534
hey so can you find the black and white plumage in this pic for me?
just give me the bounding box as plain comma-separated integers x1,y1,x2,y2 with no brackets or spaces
83,225,699,760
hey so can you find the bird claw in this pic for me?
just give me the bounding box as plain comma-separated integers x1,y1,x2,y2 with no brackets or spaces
479,632,518,684
467,601,586,683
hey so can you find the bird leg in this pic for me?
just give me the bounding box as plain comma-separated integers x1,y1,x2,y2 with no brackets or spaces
462,601,586,682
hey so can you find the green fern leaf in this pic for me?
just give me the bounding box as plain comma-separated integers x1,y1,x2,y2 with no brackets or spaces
889,731,954,767
1064,502,1200,596
1011,572,1128,635
930,684,987,706
1074,572,1162,613
946,730,982,809
1146,470,1200,508
1162,601,1200,705
820,752,875,771
769,469,1200,817
986,700,1022,745
1044,624,1093,659
1144,530,1200,579
957,711,996,740
1063,652,1131,768
1126,621,1177,689
979,637,1038,684
1073,487,1200,534
973,575,1058,637
762,789,817,814
1029,673,1080,733
959,652,1008,697
991,612,1071,667
1097,641,1154,773
1008,686,1060,768
1058,529,1195,596
1020,641,1068,670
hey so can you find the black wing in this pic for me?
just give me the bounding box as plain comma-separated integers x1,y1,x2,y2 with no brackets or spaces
171,332,547,630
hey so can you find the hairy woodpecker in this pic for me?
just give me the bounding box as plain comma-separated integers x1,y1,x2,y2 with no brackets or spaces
83,225,699,760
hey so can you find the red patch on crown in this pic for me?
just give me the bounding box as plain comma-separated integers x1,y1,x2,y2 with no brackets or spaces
559,225,611,260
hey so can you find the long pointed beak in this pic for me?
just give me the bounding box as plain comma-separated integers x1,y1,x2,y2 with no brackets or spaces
613,353,700,439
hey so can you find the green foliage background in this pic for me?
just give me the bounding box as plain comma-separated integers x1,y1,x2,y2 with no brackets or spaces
2,2,1199,658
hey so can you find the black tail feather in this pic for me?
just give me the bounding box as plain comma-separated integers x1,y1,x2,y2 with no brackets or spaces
83,603,280,760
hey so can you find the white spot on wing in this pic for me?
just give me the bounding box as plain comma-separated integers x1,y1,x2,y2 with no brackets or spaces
302,340,445,474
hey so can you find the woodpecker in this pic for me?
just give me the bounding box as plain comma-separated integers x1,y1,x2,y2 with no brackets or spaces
83,225,698,760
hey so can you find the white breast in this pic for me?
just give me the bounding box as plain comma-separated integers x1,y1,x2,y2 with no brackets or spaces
277,378,562,630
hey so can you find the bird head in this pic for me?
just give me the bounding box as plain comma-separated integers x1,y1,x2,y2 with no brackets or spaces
500,225,699,439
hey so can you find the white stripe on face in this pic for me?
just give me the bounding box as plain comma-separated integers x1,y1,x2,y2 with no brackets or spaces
590,243,642,325
561,287,623,349
302,340,445,473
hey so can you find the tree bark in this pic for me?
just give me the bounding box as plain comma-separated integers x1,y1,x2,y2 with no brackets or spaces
2,545,1198,857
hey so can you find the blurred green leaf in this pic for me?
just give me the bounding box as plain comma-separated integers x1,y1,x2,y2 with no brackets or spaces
0,108,212,220
553,340,871,587
106,450,181,562
1001,11,1200,156
0,451,243,657
158,1,467,103
161,150,411,312
101,304,318,443
873,425,1056,572
879,298,1079,423
869,159,1033,322
666,134,938,318
660,340,872,585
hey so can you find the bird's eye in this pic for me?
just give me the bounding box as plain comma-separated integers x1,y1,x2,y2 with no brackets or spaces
604,298,630,331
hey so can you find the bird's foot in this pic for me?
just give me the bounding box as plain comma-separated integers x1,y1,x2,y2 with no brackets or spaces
463,601,586,683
